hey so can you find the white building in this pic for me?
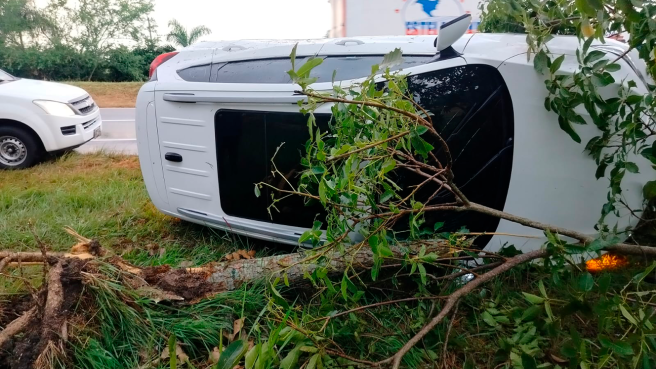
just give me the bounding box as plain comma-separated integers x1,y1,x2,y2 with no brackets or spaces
329,0,481,37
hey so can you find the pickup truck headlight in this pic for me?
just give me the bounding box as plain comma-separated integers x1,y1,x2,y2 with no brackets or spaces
33,100,77,117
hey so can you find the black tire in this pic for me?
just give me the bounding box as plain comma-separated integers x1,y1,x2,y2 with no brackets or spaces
0,126,43,170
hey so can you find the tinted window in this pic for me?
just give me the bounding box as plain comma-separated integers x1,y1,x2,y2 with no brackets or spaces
177,64,211,82
214,59,293,84
309,56,431,82
216,111,331,227
391,65,514,244
212,56,431,83
215,65,514,242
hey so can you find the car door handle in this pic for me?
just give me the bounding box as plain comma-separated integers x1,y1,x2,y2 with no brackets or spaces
165,152,183,162
162,93,308,104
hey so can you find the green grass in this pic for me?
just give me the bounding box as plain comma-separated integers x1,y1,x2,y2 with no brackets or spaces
0,152,277,267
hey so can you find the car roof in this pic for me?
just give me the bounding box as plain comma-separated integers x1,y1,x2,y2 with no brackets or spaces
182,33,628,64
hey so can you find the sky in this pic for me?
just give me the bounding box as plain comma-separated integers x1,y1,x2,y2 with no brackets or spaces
151,0,332,42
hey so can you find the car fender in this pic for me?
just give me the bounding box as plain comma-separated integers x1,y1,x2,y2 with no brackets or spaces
0,102,56,151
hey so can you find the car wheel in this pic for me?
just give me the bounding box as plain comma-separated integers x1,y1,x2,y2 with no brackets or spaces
0,126,42,170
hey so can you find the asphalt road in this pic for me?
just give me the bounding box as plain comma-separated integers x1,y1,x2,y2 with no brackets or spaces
76,108,138,155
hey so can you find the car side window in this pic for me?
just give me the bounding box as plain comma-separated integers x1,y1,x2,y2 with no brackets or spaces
209,55,432,84
176,64,211,82
308,56,432,83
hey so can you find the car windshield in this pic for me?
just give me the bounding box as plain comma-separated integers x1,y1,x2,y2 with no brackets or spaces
0,69,16,82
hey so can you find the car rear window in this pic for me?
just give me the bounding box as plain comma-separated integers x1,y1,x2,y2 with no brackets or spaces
208,55,432,83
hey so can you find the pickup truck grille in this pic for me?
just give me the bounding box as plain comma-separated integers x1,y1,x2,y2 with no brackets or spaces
70,95,97,115
61,126,76,135
82,118,98,130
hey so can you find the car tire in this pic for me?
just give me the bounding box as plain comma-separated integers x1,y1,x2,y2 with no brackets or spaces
0,126,43,170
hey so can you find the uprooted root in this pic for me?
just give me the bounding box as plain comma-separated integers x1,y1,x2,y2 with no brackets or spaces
0,259,85,369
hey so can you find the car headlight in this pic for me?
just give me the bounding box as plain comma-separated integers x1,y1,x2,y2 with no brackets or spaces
33,100,77,117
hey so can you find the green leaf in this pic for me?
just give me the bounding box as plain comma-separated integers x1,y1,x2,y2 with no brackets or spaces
311,166,325,175
578,272,594,292
289,44,298,71
380,190,394,203
620,305,638,325
521,353,538,369
538,280,548,299
550,55,565,74
584,50,606,64
598,335,634,356
544,300,554,322
415,126,428,135
341,272,349,301
418,263,427,285
481,311,498,327
216,340,249,369
625,162,639,173
369,235,380,256
588,0,603,10
605,63,621,72
591,73,615,87
296,57,324,78
521,305,542,321
633,262,656,284
596,162,608,179
298,230,313,244
279,346,302,369
533,50,549,74
269,281,289,310
522,293,545,305
618,0,642,22
168,334,177,369
576,0,596,16
558,116,581,143
318,180,327,205
381,158,396,174
598,273,612,293
643,181,656,200
410,135,434,158
433,222,444,231
245,343,260,369
379,48,404,70
254,185,261,198
307,354,321,369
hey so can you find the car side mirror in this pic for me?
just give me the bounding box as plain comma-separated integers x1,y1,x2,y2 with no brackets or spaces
436,14,471,53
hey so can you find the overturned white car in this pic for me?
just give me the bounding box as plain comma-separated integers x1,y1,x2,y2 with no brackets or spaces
136,17,652,252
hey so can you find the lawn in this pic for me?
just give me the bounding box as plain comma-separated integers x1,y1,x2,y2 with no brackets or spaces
2,154,655,369
0,153,274,267
65,81,143,108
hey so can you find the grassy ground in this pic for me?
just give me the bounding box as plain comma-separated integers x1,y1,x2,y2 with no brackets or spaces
2,153,655,369
0,153,276,266
65,82,143,108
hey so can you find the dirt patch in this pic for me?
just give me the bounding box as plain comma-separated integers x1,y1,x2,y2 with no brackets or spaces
64,82,143,108
1,259,85,369
0,295,35,329
112,158,140,170
154,269,219,301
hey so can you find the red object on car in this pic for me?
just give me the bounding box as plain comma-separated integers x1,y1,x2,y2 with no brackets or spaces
149,52,179,78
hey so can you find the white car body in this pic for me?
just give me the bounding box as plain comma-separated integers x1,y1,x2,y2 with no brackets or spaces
0,70,102,168
136,32,653,253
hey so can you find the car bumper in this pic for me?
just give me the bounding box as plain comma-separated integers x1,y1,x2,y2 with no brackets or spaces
42,109,102,152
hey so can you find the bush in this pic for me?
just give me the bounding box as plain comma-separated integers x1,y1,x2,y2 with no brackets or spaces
0,44,175,82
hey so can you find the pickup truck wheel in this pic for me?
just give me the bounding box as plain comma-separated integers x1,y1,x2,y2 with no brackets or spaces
0,126,42,169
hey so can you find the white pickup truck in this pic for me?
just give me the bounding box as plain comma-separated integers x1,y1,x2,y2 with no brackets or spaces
0,69,102,169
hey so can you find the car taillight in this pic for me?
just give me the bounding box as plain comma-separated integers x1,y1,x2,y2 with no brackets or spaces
149,51,179,79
